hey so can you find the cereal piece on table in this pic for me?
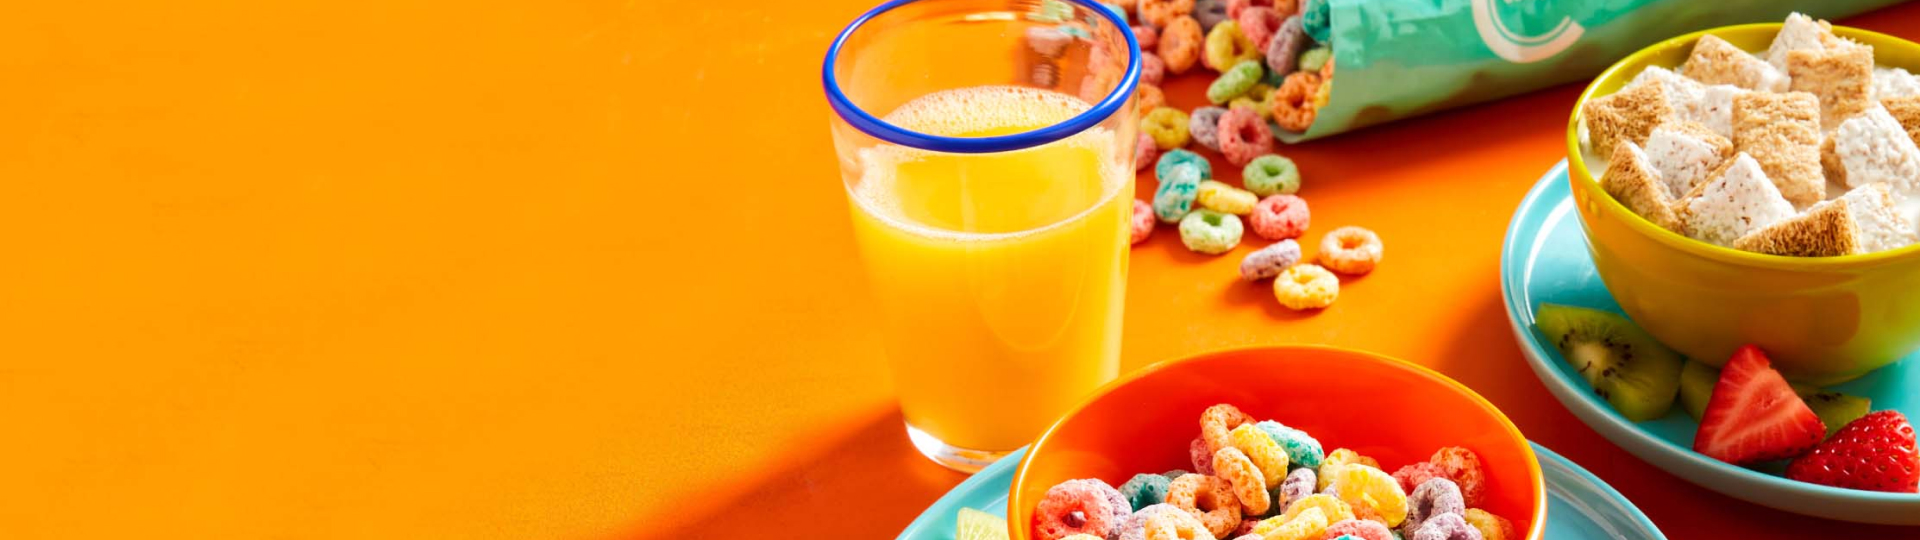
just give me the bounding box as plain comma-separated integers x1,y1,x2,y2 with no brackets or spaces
1212,447,1271,514
1217,106,1274,166
1194,0,1231,30
1122,472,1176,510
1731,197,1861,256
1116,504,1186,540
1158,148,1214,180
1682,34,1787,91
1265,15,1307,78
1276,467,1316,512
1581,78,1670,162
1765,12,1844,73
1642,121,1732,198
1271,263,1338,310
1239,239,1302,281
1155,164,1202,223
1198,180,1258,215
1034,479,1132,540
1300,0,1330,43
1191,437,1220,475
1237,6,1280,50
1830,104,1920,195
1325,519,1394,540
1428,447,1487,508
1459,509,1514,540
1180,209,1245,254
1208,59,1264,104
1786,44,1875,129
1227,424,1290,486
1144,507,1215,540
1318,225,1383,275
1138,0,1196,28
1143,107,1192,150
1159,15,1205,74
1168,473,1244,538
1141,52,1167,86
1136,131,1162,172
1254,420,1324,468
1270,71,1321,132
1601,141,1685,234
1731,91,1824,206
1882,95,1920,145
1402,479,1465,535
1679,153,1797,246
1137,85,1167,117
1410,512,1478,540
1330,465,1408,527
1204,21,1262,72
1250,194,1310,240
1131,199,1157,244
1190,106,1229,150
1832,184,1918,252
1875,67,1920,99
1243,154,1300,196
1201,403,1253,453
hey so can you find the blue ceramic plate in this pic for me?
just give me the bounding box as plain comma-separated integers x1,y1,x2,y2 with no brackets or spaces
1501,161,1920,524
897,443,1663,540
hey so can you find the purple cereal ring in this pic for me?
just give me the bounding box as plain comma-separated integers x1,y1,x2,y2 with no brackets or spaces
1216,106,1273,167
1134,131,1160,172
1189,437,1218,476
1141,52,1167,87
1239,239,1301,281
1033,479,1131,540
1133,25,1159,51
1265,15,1306,77
1188,106,1228,150
1404,478,1466,536
1413,512,1482,540
1194,0,1231,31
1250,194,1309,240
1278,466,1316,512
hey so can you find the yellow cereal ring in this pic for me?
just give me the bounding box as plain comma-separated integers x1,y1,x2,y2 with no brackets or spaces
1142,107,1192,150
1168,474,1242,538
1197,180,1259,216
1316,448,1380,491
1272,263,1338,311
1282,493,1355,524
1226,424,1289,487
1332,465,1409,528
1203,21,1261,73
1262,506,1329,540
1211,447,1270,515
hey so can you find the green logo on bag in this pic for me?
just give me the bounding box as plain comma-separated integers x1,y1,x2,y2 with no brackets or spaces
1472,0,1583,63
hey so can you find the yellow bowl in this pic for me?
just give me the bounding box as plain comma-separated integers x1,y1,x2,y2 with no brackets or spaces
1567,23,1920,385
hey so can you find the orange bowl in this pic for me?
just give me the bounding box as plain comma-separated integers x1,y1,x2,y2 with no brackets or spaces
1007,345,1545,539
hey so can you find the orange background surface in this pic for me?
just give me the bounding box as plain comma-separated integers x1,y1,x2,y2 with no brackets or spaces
3,1,1918,538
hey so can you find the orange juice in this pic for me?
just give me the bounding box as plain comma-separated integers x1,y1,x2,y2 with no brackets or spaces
847,86,1132,452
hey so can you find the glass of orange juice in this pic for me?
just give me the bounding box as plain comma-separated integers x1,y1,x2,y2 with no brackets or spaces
823,0,1140,471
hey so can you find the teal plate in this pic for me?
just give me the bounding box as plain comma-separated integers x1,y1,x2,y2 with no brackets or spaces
1501,161,1920,524
897,443,1663,540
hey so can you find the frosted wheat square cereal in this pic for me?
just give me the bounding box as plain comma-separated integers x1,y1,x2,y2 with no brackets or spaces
1684,34,1789,92
1732,91,1825,206
1603,140,1686,233
1833,184,1918,252
1786,45,1875,129
1765,12,1844,73
1827,104,1920,196
1643,121,1734,198
1732,199,1861,256
1582,79,1672,162
1680,153,1798,246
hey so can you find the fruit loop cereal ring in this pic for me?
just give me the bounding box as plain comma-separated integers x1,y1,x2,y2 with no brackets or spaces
1271,71,1321,132
1197,180,1257,215
1137,85,1167,118
1318,225,1382,275
1211,447,1271,515
1297,45,1332,72
1224,0,1272,19
1301,0,1331,42
1136,132,1161,172
1207,60,1263,104
1253,420,1324,468
1242,155,1300,196
1236,6,1281,50
1117,504,1189,540
1142,52,1168,86
1249,194,1310,240
1460,509,1514,540
1325,519,1395,540
1429,447,1487,508
1272,263,1337,310
1264,16,1306,78
1179,210,1244,254
1411,513,1479,540
1200,403,1253,453
1189,438,1220,475
1142,107,1191,150
1193,0,1230,31
1132,199,1157,244
1215,105,1273,166
1317,449,1379,490
1226,424,1289,487
1189,106,1228,150
1262,506,1329,540
1122,472,1177,510
1035,479,1132,540
1157,148,1213,182
1157,16,1204,74
1168,474,1243,538
1238,239,1301,281
1403,479,1465,535
1154,164,1202,223
1202,21,1254,73
1133,25,1160,50
1331,465,1408,527
1391,462,1444,494
1279,493,1354,526
1277,467,1316,512
1138,0,1195,28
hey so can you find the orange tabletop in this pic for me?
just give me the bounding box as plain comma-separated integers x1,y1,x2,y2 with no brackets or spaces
5,1,1919,539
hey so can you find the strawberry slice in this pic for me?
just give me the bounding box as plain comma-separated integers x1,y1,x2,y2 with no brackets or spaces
1693,345,1826,465
1787,411,1920,492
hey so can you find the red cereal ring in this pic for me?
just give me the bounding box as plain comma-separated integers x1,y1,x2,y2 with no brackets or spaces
1131,199,1156,244
1236,6,1282,50
1225,0,1272,19
1189,437,1218,476
1167,474,1243,538
1270,71,1320,132
1216,106,1274,167
1141,52,1167,87
1133,25,1159,51
1250,194,1311,240
1431,446,1488,508
1156,16,1204,75
1034,479,1132,540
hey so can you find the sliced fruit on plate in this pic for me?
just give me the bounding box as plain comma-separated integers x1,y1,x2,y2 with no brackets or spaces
958,507,1010,540
1786,411,1920,493
1534,304,1684,422
1694,345,1826,466
1679,359,1871,437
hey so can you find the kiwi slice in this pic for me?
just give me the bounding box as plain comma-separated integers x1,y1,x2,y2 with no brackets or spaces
1679,358,1718,421
1535,304,1684,422
1677,360,1869,435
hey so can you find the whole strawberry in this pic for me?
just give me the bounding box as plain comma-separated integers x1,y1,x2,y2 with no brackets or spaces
1787,411,1920,493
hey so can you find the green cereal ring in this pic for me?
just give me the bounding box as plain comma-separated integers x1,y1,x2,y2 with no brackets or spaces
1141,107,1192,150
1156,148,1213,182
1255,420,1325,469
1243,154,1301,196
1119,473,1173,511
1298,46,1332,73
1179,209,1244,254
1206,60,1265,104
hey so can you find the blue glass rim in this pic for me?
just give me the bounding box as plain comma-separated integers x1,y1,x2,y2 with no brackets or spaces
821,0,1141,154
